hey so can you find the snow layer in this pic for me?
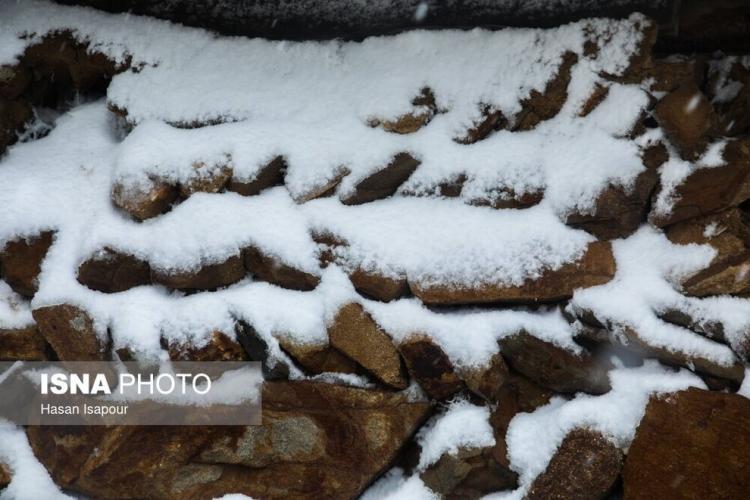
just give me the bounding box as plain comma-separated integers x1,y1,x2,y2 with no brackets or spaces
0,283,34,330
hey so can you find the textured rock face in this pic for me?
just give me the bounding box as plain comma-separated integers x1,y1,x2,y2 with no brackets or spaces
32,304,108,360
179,162,233,197
341,152,420,205
0,325,48,361
77,248,152,293
228,156,286,196
152,255,246,290
166,331,248,361
0,231,53,298
112,178,178,221
623,388,750,500
328,303,408,389
276,338,358,375
27,382,431,499
243,247,320,291
420,447,517,499
655,83,717,161
410,241,615,305
348,268,409,302
527,429,623,500
398,335,464,400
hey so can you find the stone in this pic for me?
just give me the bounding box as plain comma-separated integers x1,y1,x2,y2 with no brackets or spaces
420,447,517,499
0,462,9,489
111,177,178,221
498,331,611,394
26,426,109,488
235,320,291,380
0,97,32,154
601,18,656,83
398,335,464,400
467,188,544,210
641,141,669,169
227,156,286,196
0,64,31,100
276,338,358,375
709,59,750,137
566,168,658,239
654,83,717,161
651,138,750,227
328,303,408,390
526,428,623,500
666,208,750,296
459,353,510,403
166,331,248,361
372,87,436,134
454,105,506,144
178,161,233,197
658,306,750,360
243,247,320,291
291,165,349,203
151,255,245,290
410,241,615,305
0,324,48,361
32,304,109,360
341,152,420,205
0,231,53,298
513,51,577,131
650,56,704,93
623,388,750,500
578,83,609,117
348,268,409,302
77,248,151,293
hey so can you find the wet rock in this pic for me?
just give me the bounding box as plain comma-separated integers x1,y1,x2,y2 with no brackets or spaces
348,268,409,302
179,161,233,197
341,152,420,205
455,105,506,144
328,303,408,390
666,208,750,296
276,337,358,375
527,428,623,500
398,335,464,400
166,331,248,361
32,304,109,360
566,168,658,239
651,138,750,227
111,177,178,221
0,324,48,361
654,83,717,161
151,255,245,290
243,247,320,291
228,156,286,196
623,388,750,499
77,248,151,293
514,51,577,131
498,331,611,394
235,320,291,380
291,165,349,203
0,231,53,298
420,447,517,499
0,64,31,100
371,87,436,134
411,241,615,305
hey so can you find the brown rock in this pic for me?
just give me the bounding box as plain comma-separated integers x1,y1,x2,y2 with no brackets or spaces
77,248,151,293
654,83,717,161
243,247,320,291
499,331,611,394
0,462,9,489
601,18,656,83
0,231,53,298
527,428,623,500
276,337,358,375
112,177,178,221
328,303,408,389
578,83,609,117
459,353,510,403
658,306,750,361
398,335,464,400
651,138,750,227
710,59,750,137
566,168,658,239
641,141,669,170
348,267,409,302
179,161,233,197
235,320,291,380
455,105,506,144
291,165,349,203
468,188,544,210
152,254,245,290
32,304,109,360
341,152,420,205
420,447,517,499
411,241,615,305
26,426,109,488
0,64,31,100
227,156,286,196
623,388,750,500
650,56,704,93
514,51,577,131
373,87,436,134
166,331,248,361
0,324,48,361
0,97,32,154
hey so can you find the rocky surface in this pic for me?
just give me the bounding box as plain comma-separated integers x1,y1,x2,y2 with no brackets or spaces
0,462,9,490
623,388,750,499
32,304,108,361
341,153,420,205
398,335,464,400
0,231,53,298
77,248,152,293
151,255,246,290
0,324,48,361
243,247,320,291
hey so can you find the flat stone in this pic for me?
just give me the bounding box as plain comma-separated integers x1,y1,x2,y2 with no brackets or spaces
151,255,245,290
348,268,409,302
0,462,9,489
0,97,32,154
77,248,151,293
650,56,704,93
243,247,320,291
228,156,286,196
623,388,750,500
32,304,108,360
328,303,408,390
0,231,53,298
398,335,464,400
341,152,420,205
0,324,48,361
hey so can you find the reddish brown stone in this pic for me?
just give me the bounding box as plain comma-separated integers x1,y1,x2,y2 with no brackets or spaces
654,83,717,161
166,331,248,361
77,248,151,293
26,426,109,488
152,255,245,290
514,51,578,130
420,447,517,499
578,83,609,117
527,428,623,500
499,331,611,394
341,152,420,205
566,168,658,239
641,141,669,170
459,353,510,403
32,304,108,361
328,303,407,390
623,388,750,500
0,462,9,489
468,188,544,210
0,231,53,298
348,268,408,302
649,56,704,93
0,324,48,361
398,335,464,400
291,165,349,203
112,178,178,221
276,338,358,375
179,162,233,197
227,156,286,196
243,247,320,291
410,241,615,305
601,18,657,83
455,105,506,144
372,88,437,135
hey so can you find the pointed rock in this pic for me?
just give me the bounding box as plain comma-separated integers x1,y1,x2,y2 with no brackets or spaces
243,247,320,291
152,255,245,290
341,153,420,205
0,231,53,298
32,304,108,360
328,303,408,389
77,248,151,293
228,156,286,196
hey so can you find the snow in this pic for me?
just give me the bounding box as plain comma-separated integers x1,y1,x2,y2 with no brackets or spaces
361,468,438,500
0,282,34,330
